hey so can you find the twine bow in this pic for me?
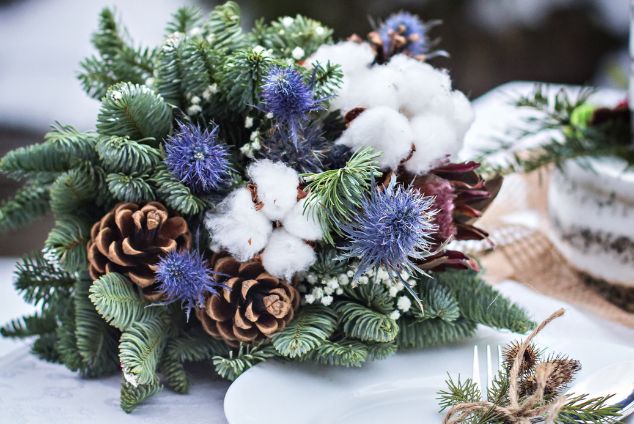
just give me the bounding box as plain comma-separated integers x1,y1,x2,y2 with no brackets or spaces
443,308,567,424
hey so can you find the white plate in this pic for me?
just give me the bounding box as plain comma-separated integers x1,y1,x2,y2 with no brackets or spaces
224,333,634,424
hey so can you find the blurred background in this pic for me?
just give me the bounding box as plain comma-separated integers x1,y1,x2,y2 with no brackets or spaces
0,0,630,254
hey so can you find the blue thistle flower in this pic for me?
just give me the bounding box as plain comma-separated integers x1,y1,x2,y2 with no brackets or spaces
342,176,437,279
379,12,432,57
165,122,231,194
261,66,322,146
155,250,222,319
261,121,328,173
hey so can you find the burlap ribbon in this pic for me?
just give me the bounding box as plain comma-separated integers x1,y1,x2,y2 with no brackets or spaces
442,309,567,424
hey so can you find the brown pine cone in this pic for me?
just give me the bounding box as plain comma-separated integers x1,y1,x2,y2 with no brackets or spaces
196,254,299,347
87,202,191,300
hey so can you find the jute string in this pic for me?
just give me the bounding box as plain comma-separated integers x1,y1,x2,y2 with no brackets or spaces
442,309,567,424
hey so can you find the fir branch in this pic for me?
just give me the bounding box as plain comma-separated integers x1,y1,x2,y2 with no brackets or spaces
159,353,189,394
106,172,154,203
557,394,621,423
165,6,202,35
120,380,162,413
340,282,395,315
302,146,382,244
0,183,49,233
0,311,57,338
334,301,399,343
410,279,460,323
32,333,62,363
438,375,481,412
96,136,161,174
119,311,168,385
44,219,90,272
212,344,277,381
166,328,231,362
397,317,477,350
309,61,343,101
151,165,207,215
203,1,247,52
89,273,148,331
74,278,120,376
271,304,338,358
13,251,75,307
253,15,333,59
301,339,368,367
365,340,398,361
49,168,99,216
436,270,535,334
97,82,172,142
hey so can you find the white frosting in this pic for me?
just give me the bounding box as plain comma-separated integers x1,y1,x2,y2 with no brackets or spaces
548,157,634,286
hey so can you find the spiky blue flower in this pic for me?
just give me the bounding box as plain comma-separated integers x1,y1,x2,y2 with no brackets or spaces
165,122,231,194
342,177,437,279
379,12,431,57
155,250,222,319
261,66,322,146
262,121,328,173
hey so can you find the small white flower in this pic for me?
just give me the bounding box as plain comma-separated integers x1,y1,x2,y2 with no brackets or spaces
337,274,349,286
304,294,316,304
187,104,202,115
291,46,305,60
249,131,260,142
346,270,354,278
315,26,325,36
408,279,417,287
145,77,155,87
206,33,215,43
191,96,201,105
251,139,261,150
202,84,218,101
306,273,318,284
326,278,339,289
389,310,401,320
321,295,333,306
189,26,202,37
281,16,294,27
239,144,254,159
253,45,266,54
397,296,412,312
388,287,398,298
400,270,410,281
358,276,369,285
313,287,324,299
244,116,254,129
111,91,123,101
394,282,404,292
265,112,274,119
336,288,343,295
324,286,334,295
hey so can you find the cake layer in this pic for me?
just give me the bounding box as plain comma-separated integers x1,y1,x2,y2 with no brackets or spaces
549,160,634,240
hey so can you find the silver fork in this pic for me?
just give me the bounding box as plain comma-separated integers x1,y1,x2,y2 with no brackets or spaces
472,344,503,401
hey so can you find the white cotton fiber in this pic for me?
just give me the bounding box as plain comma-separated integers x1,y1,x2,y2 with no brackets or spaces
404,114,461,175
336,106,414,170
449,91,475,138
247,160,300,221
204,188,272,261
261,229,317,280
281,198,323,241
307,41,374,77
335,66,403,112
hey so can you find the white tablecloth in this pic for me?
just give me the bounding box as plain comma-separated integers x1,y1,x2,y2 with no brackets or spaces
1,83,632,423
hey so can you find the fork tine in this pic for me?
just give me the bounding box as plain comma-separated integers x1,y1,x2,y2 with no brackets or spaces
486,345,493,401
473,345,482,400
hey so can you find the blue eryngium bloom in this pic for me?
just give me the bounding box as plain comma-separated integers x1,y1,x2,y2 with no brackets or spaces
156,250,222,319
379,12,431,57
165,122,231,194
342,177,437,279
261,66,321,146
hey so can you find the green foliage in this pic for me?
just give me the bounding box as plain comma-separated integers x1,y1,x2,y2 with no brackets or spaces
13,252,74,306
74,278,120,376
151,165,207,215
365,341,398,361
0,183,49,233
334,301,399,343
159,353,189,394
79,8,156,99
0,311,57,338
203,1,247,52
119,312,167,385
437,270,535,334
558,394,621,423
411,279,460,323
254,15,333,59
49,168,99,216
45,219,90,272
97,82,172,142
438,375,481,413
96,136,161,174
212,344,276,381
166,329,231,362
120,380,162,413
32,332,62,363
397,317,477,350
303,147,382,244
340,282,395,315
89,273,147,331
165,6,202,35
271,305,338,358
106,172,154,202
309,62,343,100
301,339,368,367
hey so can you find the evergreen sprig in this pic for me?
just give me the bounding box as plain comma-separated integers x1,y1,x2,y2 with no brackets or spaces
303,147,382,243
0,183,50,233
271,305,338,358
119,311,168,385
89,273,148,331
334,301,399,343
120,381,162,413
212,344,276,381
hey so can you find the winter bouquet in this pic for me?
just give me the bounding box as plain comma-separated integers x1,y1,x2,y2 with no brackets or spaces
0,2,534,412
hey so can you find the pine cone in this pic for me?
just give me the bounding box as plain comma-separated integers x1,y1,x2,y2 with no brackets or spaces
87,202,191,300
196,254,299,346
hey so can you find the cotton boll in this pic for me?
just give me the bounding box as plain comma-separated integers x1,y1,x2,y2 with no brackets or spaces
307,41,374,77
205,188,272,261
336,66,403,112
261,229,317,280
281,198,323,241
248,160,300,221
336,106,414,170
449,91,475,138
404,114,461,175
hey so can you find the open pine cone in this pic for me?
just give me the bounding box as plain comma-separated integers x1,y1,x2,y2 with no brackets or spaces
196,254,299,346
87,202,191,300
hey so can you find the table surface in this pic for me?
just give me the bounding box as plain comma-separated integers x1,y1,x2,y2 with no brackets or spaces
1,82,632,424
